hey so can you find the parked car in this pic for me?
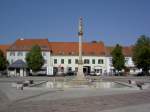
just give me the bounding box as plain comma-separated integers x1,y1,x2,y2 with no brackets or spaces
65,71,76,76
136,72,150,76
31,70,47,76
0,70,7,76
89,71,96,76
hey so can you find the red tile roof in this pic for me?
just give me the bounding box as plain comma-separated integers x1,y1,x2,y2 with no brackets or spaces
0,44,10,56
7,38,50,51
122,46,133,56
49,41,106,56
106,46,133,56
0,38,133,56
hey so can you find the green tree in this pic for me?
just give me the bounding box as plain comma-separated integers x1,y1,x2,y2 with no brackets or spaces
133,35,150,75
26,45,44,73
0,50,7,71
111,44,125,75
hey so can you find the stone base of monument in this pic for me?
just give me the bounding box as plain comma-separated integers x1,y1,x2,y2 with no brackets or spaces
68,79,91,86
69,74,91,86
68,64,92,86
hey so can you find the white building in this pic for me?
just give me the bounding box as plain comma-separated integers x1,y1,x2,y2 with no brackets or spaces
105,46,141,75
50,41,107,75
0,38,140,76
6,38,53,76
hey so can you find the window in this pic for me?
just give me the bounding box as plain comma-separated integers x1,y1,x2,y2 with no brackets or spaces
84,59,89,64
68,59,71,64
44,60,47,64
98,59,104,64
75,59,78,64
125,59,128,63
61,59,64,64
75,67,78,72
43,52,46,56
54,59,57,64
109,58,112,65
11,59,13,64
68,67,72,71
92,59,95,64
17,52,23,56
125,58,129,64
25,52,29,56
10,52,15,56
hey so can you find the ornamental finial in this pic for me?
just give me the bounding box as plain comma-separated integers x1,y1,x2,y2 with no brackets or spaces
78,17,83,36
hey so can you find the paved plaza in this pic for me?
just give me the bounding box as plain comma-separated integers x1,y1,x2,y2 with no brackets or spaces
0,76,150,112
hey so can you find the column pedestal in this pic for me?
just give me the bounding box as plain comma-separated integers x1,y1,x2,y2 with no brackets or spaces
76,64,86,80
69,64,89,85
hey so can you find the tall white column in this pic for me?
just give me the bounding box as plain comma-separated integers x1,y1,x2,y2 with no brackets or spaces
76,17,85,80
78,17,83,64
79,34,83,64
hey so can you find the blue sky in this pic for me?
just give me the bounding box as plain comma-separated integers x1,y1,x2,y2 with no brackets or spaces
0,0,150,46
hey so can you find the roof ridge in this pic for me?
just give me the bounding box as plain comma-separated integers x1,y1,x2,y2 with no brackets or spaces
17,38,48,40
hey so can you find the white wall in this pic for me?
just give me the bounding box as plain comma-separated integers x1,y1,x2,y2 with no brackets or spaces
125,57,134,67
7,51,52,75
105,56,114,74
51,55,107,74
7,51,140,76
105,56,141,75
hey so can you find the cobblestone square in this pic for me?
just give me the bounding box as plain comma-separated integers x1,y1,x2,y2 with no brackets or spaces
0,77,150,112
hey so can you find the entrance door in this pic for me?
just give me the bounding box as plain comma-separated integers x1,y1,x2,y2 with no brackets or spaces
83,66,91,75
53,67,58,76
16,68,20,76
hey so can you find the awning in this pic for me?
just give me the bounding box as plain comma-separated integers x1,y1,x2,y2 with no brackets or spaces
8,60,27,69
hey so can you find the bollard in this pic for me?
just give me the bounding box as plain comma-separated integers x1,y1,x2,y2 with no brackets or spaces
128,80,131,84
136,81,143,90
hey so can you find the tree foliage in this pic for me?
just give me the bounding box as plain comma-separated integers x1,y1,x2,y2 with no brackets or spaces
133,35,150,74
111,44,125,73
26,45,44,72
0,50,7,71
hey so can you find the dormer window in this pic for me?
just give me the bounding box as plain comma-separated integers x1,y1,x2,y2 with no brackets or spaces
62,52,65,55
68,52,71,55
90,52,95,55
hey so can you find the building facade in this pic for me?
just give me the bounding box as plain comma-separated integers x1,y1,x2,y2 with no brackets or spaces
0,38,140,76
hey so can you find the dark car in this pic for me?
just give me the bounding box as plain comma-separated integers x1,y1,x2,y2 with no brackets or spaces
0,70,7,76
136,72,150,76
65,71,76,76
